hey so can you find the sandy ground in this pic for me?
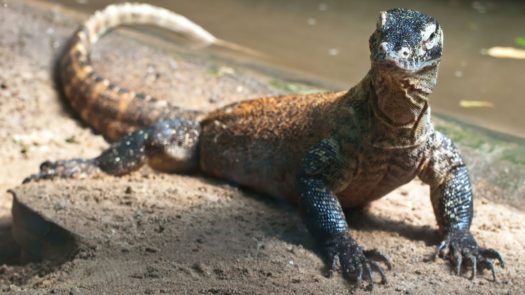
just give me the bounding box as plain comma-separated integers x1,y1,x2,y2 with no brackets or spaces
0,0,523,294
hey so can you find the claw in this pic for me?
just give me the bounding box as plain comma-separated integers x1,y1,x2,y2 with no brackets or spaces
355,266,363,288
363,261,374,291
453,250,462,276
323,235,391,289
40,160,52,170
481,248,505,268
467,254,477,280
437,230,505,281
22,158,101,184
328,254,337,277
479,259,497,282
364,249,392,270
370,261,387,284
434,240,448,260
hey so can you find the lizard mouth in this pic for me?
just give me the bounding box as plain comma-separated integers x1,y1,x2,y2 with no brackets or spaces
373,56,440,73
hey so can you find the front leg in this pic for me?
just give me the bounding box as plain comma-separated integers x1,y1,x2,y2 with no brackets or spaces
419,132,505,280
24,119,200,183
297,138,391,290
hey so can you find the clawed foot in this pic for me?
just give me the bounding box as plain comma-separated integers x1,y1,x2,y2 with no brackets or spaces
435,229,505,281
324,232,392,290
23,159,101,183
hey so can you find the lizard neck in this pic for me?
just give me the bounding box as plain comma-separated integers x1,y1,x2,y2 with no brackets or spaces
365,65,438,148
369,64,437,126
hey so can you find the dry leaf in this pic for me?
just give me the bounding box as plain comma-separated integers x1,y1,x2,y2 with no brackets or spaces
482,47,525,59
459,100,494,108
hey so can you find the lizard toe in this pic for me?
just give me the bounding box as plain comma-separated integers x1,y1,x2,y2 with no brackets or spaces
437,229,505,281
324,233,390,290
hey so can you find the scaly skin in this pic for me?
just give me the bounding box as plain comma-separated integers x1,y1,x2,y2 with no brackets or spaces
59,3,213,141
25,4,505,290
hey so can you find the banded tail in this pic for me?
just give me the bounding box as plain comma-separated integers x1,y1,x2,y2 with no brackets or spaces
60,3,217,141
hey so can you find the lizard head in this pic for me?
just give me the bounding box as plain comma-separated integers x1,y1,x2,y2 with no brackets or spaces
369,8,443,73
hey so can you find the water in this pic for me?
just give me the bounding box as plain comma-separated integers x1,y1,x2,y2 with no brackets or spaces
44,0,525,138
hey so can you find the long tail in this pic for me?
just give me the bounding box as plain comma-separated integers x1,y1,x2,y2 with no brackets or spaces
60,3,217,141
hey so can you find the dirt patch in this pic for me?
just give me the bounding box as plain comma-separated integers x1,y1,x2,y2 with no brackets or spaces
0,0,523,294
6,176,524,294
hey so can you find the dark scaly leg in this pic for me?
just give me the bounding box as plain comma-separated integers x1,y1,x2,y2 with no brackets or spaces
24,119,200,183
419,132,504,281
431,166,505,280
297,138,391,290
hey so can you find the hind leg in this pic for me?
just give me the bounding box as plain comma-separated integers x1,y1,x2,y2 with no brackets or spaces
23,119,200,183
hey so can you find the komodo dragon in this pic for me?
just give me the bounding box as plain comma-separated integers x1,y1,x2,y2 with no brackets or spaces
24,3,504,289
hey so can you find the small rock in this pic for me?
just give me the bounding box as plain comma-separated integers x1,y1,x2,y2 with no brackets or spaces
145,247,159,253
146,266,160,278
192,262,211,276
53,200,66,211
154,225,165,233
130,272,144,279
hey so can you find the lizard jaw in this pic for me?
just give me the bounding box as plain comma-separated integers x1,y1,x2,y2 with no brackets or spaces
372,57,440,74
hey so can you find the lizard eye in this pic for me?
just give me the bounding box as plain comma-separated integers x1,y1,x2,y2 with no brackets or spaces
424,32,439,50
421,23,437,42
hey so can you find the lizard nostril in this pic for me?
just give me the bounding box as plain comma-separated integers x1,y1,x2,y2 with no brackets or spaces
398,47,411,58
379,42,388,53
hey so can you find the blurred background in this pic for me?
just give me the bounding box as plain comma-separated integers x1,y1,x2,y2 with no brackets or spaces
43,0,525,139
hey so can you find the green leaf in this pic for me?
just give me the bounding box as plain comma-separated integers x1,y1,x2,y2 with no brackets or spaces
514,37,525,48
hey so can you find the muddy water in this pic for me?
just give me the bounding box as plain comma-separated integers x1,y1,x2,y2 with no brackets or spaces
44,0,525,138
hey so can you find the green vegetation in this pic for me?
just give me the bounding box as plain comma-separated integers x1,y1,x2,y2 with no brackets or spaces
502,148,525,166
434,116,525,166
515,37,525,48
